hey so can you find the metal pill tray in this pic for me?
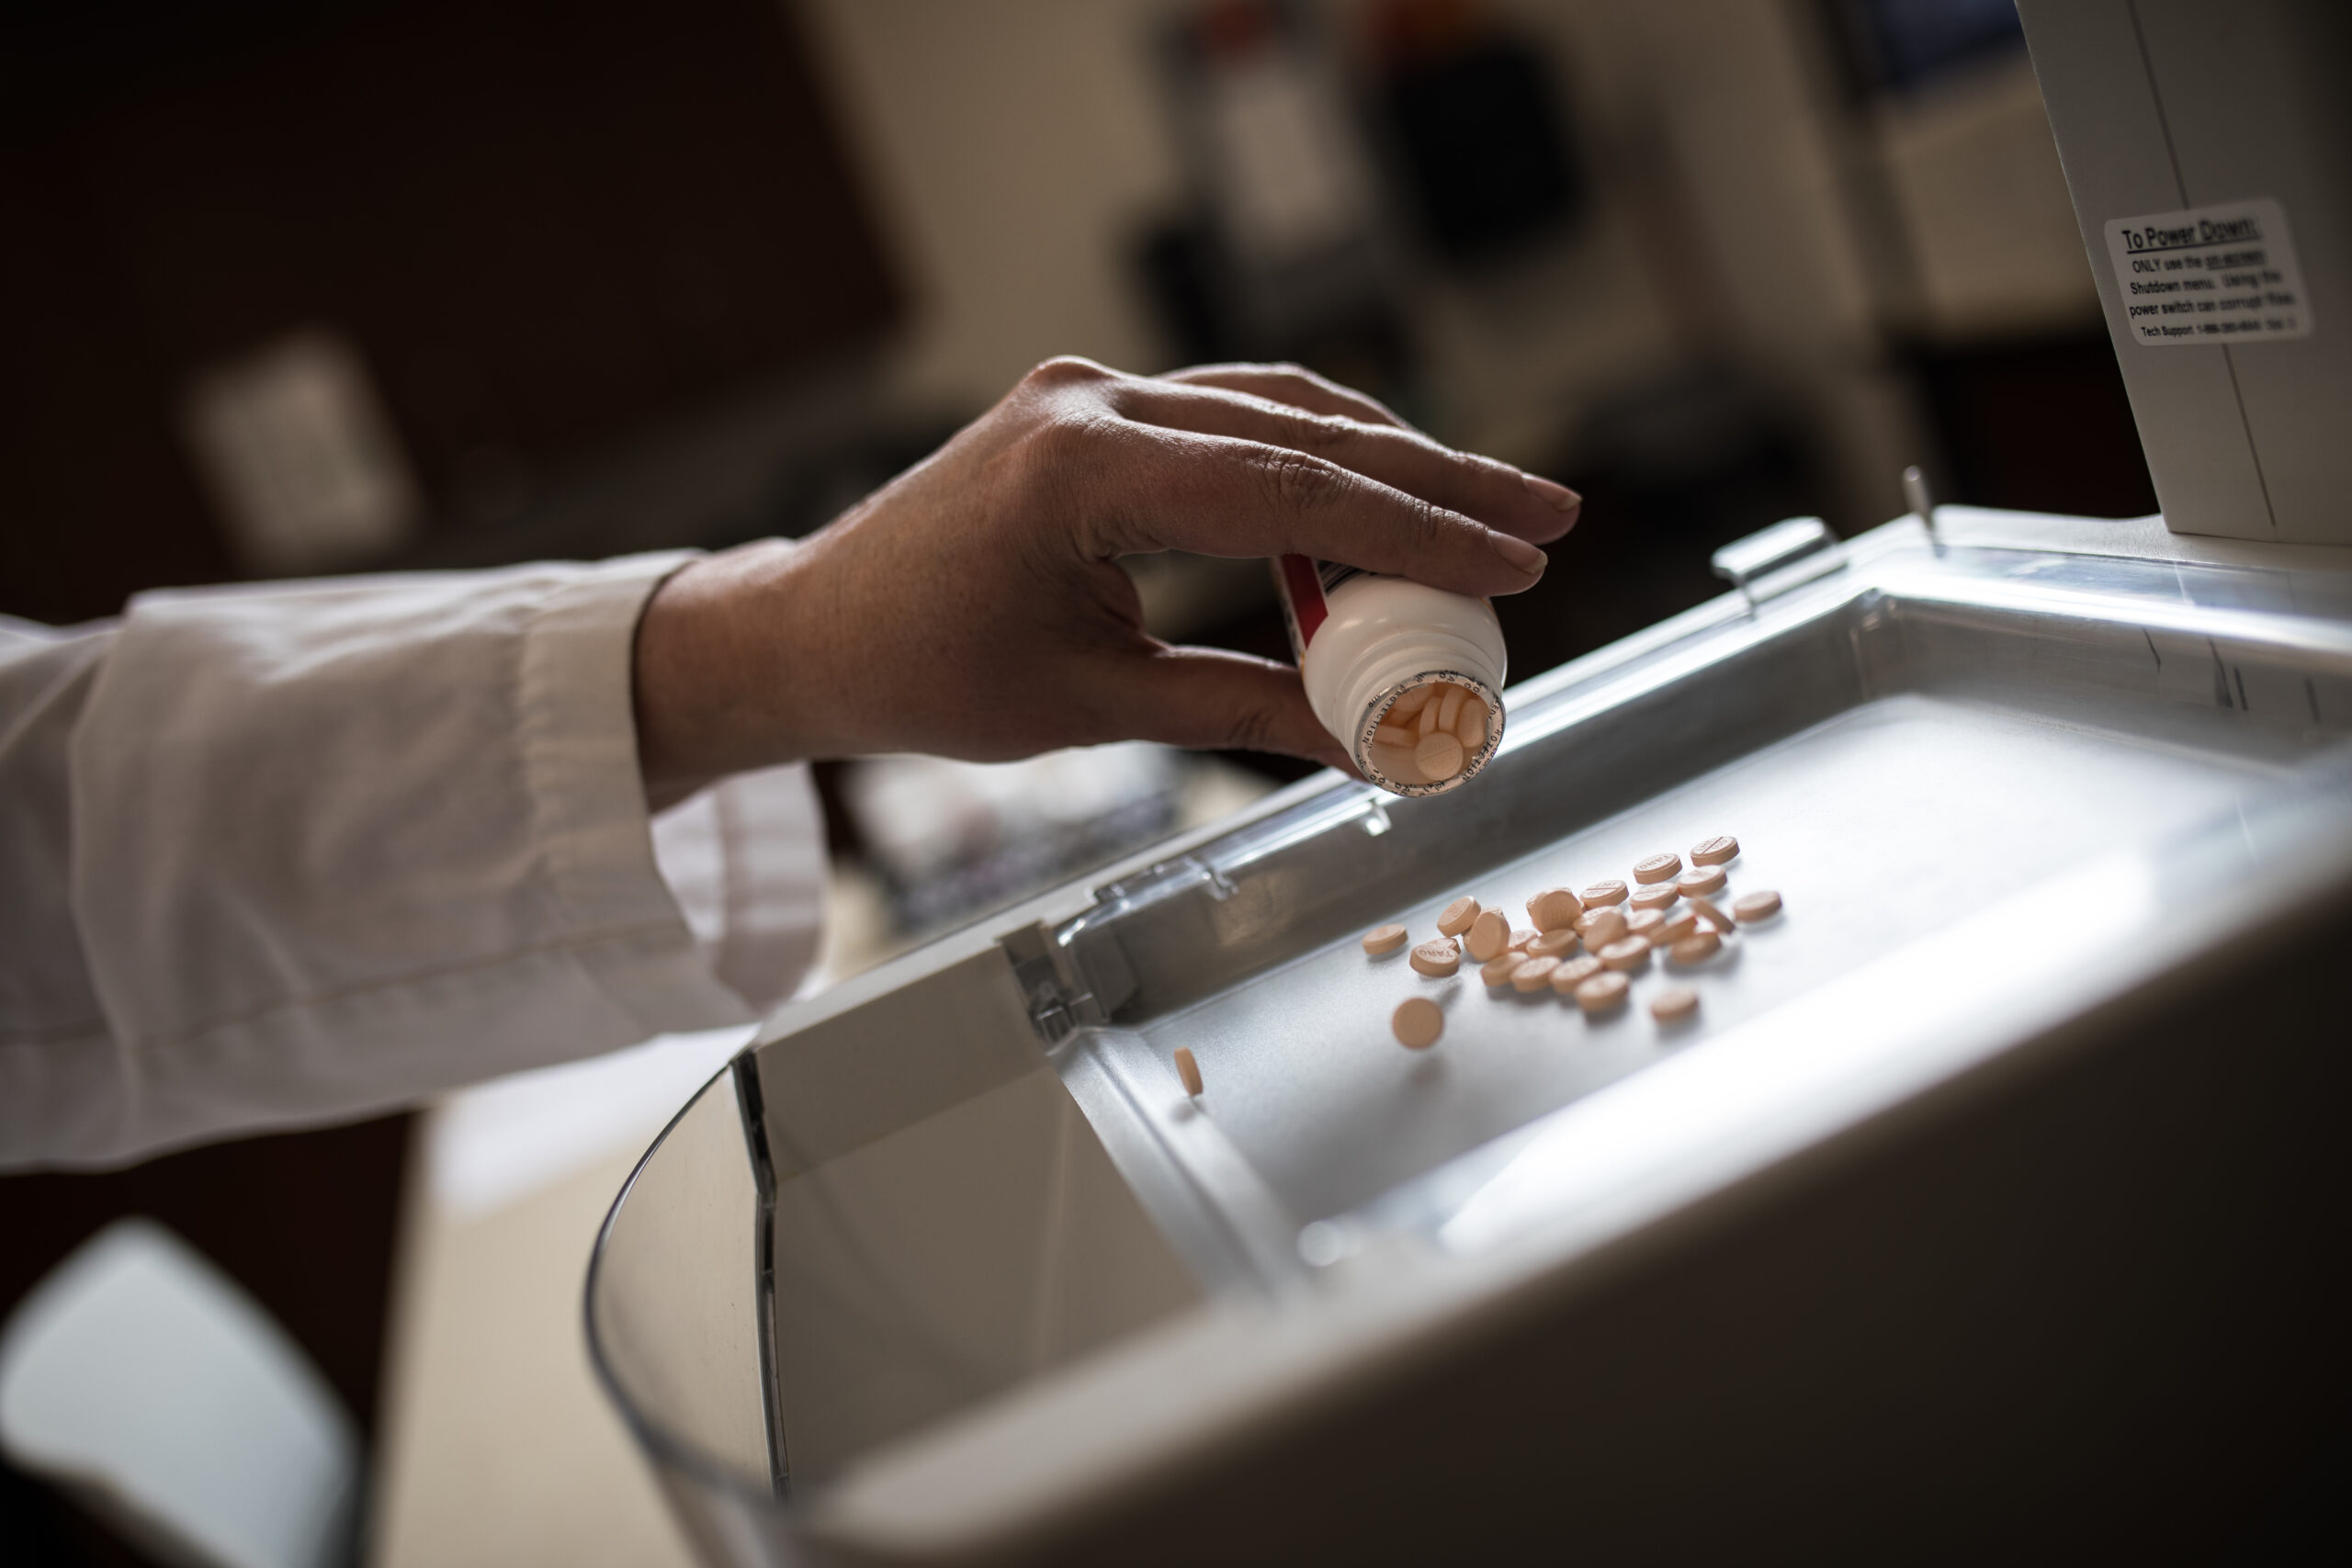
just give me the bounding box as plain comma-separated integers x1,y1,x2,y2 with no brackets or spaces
1116,694,2278,1225
1040,514,2352,1284
593,508,2352,1563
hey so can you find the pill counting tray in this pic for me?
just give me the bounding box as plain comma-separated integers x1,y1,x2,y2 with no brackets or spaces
589,509,2352,1566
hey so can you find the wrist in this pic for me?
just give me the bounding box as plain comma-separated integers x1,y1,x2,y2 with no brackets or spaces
633,539,816,807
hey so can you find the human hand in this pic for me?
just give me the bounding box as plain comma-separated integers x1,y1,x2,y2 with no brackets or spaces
632,357,1578,807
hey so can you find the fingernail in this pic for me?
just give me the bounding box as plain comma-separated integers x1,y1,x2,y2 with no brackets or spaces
1521,471,1582,512
1488,530,1546,573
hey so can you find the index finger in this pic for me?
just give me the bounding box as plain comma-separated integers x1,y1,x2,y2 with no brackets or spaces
1157,363,1415,431
1086,423,1547,597
1114,379,1577,545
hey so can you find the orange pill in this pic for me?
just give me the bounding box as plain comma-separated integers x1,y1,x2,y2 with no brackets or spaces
1685,895,1734,934
1650,986,1700,1024
1668,931,1721,965
1436,683,1467,733
1550,953,1606,994
1389,684,1434,721
1368,742,1422,787
1690,835,1739,866
1600,937,1651,974
1577,906,1628,947
1527,887,1584,931
1656,908,1700,946
1409,939,1462,977
1415,731,1465,781
1633,852,1682,885
1436,896,1481,936
1464,908,1511,961
1575,972,1631,1012
1676,864,1727,896
1530,928,1580,960
1174,1046,1204,1096
1734,889,1783,922
1625,908,1666,945
1480,953,1526,987
1512,956,1563,993
1581,879,1628,908
1362,923,1408,955
1630,881,1680,911
1392,997,1444,1049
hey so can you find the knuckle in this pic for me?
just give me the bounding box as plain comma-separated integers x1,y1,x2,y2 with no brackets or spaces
1024,355,1112,393
1467,450,1519,488
1257,447,1344,514
1283,411,1354,450
1426,443,1498,501
1408,493,1451,550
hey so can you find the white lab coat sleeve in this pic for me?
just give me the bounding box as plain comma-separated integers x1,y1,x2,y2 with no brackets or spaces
0,555,826,1170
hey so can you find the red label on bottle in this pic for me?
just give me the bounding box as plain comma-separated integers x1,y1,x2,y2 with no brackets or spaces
1274,553,1328,660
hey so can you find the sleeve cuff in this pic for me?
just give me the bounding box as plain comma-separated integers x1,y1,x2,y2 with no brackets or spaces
650,763,831,1015
517,551,754,1038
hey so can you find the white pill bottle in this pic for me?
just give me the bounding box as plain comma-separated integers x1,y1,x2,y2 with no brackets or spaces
1273,555,1508,796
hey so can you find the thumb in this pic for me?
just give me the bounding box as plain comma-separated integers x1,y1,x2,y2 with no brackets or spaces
1101,647,1354,773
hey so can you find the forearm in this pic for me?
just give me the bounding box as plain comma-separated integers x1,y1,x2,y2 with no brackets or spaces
5,558,760,1168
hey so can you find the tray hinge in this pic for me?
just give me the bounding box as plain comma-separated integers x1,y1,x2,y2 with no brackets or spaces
1001,922,1107,1044
1712,516,1845,607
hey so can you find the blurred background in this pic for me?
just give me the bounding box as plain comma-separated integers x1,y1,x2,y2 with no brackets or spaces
0,1,2165,1562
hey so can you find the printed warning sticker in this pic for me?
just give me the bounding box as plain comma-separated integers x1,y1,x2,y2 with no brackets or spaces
2106,197,2312,346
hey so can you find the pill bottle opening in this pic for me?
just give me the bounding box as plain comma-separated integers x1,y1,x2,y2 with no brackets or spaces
1355,672,1503,796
